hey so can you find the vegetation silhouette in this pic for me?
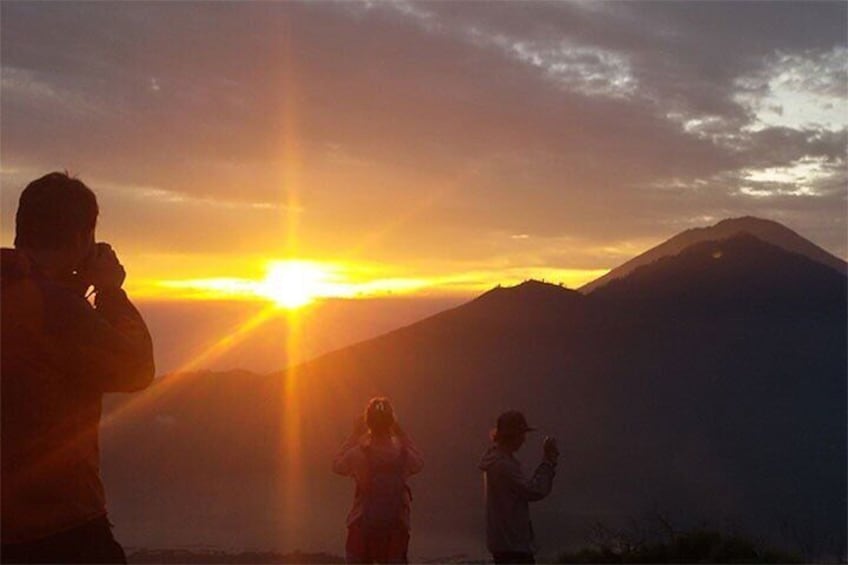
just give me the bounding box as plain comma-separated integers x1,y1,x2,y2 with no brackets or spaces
557,524,803,564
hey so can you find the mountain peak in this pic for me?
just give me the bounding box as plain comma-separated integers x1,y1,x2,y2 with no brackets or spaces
477,279,578,302
590,233,846,307
580,216,846,294
715,215,779,228
700,216,802,238
448,279,584,324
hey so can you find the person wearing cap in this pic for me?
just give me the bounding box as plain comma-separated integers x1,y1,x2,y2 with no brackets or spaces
479,411,559,564
333,397,424,564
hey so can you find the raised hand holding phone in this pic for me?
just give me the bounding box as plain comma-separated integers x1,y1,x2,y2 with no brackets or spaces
79,243,126,292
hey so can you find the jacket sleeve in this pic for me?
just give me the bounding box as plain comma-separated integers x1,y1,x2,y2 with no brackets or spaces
400,433,424,476
59,287,155,393
332,433,364,476
501,458,556,502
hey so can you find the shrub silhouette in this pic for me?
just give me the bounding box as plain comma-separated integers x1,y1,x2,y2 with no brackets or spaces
557,526,802,563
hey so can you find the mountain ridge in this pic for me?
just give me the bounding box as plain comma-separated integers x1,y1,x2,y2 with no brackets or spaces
580,216,847,294
302,232,845,359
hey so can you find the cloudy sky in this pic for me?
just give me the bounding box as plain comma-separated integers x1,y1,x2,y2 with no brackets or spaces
2,1,846,301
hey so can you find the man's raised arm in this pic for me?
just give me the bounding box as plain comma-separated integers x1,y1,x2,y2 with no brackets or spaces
62,243,154,393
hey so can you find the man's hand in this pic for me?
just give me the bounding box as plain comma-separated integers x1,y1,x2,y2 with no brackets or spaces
79,243,126,292
543,436,560,464
61,271,94,298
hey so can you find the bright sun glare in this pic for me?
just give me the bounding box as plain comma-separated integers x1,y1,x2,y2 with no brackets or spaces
258,261,330,309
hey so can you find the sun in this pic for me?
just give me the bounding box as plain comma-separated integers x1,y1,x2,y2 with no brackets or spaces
258,260,331,309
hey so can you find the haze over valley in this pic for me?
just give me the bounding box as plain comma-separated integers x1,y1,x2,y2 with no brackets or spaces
102,219,847,561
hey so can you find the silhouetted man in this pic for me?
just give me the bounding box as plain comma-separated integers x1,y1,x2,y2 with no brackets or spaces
333,397,423,564
1,172,155,564
479,411,559,564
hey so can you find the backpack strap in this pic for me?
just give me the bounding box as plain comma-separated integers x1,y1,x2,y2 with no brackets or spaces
355,444,373,498
397,445,413,502
357,443,410,494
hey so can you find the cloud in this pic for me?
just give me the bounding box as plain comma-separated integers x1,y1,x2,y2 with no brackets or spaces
735,47,848,132
1,67,100,117
739,156,841,198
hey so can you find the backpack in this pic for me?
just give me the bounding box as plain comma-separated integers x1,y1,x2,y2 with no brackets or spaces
359,444,412,533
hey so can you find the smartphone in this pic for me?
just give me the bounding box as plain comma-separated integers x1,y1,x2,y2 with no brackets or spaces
72,242,106,299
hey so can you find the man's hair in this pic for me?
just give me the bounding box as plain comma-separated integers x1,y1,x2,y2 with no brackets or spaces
365,397,395,435
15,172,99,250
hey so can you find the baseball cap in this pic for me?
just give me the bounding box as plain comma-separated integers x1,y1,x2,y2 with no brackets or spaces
494,410,536,439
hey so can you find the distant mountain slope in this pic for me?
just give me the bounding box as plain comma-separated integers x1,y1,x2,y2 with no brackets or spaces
580,216,847,294
592,233,846,310
102,231,847,561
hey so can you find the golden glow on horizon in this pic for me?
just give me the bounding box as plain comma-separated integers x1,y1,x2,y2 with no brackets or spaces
139,263,610,302
259,260,332,309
